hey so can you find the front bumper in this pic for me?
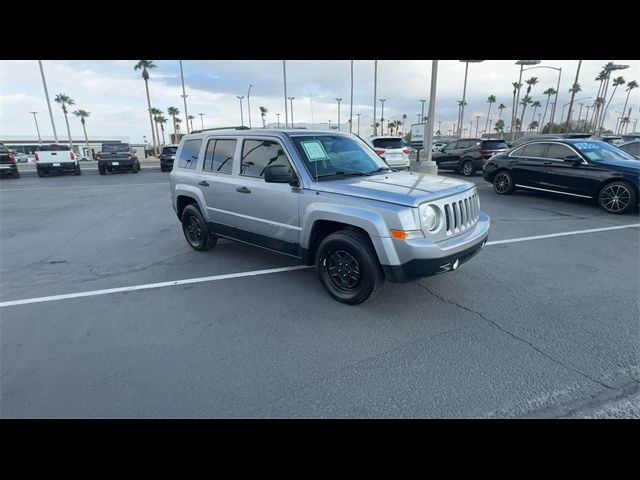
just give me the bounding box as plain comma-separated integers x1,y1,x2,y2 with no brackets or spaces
380,212,490,283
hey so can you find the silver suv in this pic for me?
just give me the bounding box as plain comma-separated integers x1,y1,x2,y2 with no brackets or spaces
170,128,490,304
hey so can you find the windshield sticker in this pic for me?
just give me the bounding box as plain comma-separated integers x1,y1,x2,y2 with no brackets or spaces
583,151,601,161
300,140,330,161
575,142,598,150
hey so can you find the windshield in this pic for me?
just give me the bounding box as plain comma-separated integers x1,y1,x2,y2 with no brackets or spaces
37,144,70,151
162,146,178,155
102,144,129,152
572,141,638,162
291,134,389,180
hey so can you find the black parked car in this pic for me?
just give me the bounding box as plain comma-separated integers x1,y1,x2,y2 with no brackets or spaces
483,139,640,214
617,140,640,158
0,143,19,178
509,133,592,149
433,138,509,176
159,144,178,172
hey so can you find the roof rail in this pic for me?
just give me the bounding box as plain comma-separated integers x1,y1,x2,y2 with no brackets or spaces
190,126,250,134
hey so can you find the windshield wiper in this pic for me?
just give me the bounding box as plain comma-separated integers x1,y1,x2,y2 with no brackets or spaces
315,170,372,179
365,167,391,175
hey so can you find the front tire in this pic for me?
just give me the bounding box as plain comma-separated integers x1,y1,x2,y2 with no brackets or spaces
316,230,384,305
181,204,217,251
132,162,140,174
98,165,106,175
493,170,514,195
37,166,45,178
13,169,20,179
598,181,637,214
461,160,475,177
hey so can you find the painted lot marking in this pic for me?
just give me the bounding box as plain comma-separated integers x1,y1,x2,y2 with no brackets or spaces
0,182,167,192
1,223,638,309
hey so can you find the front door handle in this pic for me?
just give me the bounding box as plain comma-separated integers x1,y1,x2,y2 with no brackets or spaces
198,180,209,187
236,186,251,194
543,161,553,165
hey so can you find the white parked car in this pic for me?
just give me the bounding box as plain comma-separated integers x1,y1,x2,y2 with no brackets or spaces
432,142,448,152
364,136,410,169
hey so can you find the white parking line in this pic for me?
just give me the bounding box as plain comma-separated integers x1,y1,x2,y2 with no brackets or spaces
485,223,639,246
1,223,638,309
0,182,167,192
0,265,313,308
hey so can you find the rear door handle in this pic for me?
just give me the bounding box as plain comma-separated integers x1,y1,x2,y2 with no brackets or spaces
198,180,209,187
543,161,553,165
236,186,251,194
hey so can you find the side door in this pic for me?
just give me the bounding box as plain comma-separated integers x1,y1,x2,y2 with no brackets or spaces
509,142,550,188
540,143,600,197
220,138,301,256
434,140,460,168
199,136,243,228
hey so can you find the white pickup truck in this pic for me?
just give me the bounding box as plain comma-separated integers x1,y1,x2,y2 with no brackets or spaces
35,144,81,177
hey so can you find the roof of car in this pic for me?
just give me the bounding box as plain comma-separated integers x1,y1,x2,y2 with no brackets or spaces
187,128,352,137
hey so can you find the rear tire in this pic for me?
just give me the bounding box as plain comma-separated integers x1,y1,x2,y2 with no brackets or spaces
74,164,81,175
461,160,475,177
316,230,384,305
37,166,45,178
493,170,514,195
598,181,637,214
181,204,217,251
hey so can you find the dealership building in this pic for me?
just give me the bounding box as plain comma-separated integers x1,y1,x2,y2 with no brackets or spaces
0,135,147,160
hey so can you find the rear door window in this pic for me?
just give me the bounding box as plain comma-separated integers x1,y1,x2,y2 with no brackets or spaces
177,139,202,169
546,144,575,160
519,143,548,158
203,139,236,174
482,140,509,150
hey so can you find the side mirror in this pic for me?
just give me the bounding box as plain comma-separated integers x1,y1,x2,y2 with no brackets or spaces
563,154,582,163
264,164,297,186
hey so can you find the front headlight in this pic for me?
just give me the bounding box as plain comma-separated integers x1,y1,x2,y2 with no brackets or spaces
419,204,440,232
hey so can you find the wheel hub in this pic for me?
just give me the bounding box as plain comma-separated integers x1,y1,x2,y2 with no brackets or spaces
327,250,361,290
186,216,202,243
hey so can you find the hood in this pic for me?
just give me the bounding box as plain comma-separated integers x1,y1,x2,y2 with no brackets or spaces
597,158,640,174
313,171,474,207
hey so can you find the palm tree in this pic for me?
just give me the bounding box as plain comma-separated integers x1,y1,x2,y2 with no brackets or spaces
156,116,168,144
618,80,638,134
175,117,183,136
619,116,630,134
150,108,162,149
167,106,180,141
497,103,506,121
599,76,625,133
494,119,505,138
188,115,195,132
530,100,542,125
484,95,496,135
528,121,539,134
589,97,605,132
54,94,75,147
510,81,521,135
518,95,533,133
259,106,268,128
134,60,158,156
72,109,91,159
540,88,556,134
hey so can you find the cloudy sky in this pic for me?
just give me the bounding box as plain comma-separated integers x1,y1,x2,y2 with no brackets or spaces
0,59,637,142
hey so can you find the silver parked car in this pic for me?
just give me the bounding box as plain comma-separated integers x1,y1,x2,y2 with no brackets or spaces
170,128,490,304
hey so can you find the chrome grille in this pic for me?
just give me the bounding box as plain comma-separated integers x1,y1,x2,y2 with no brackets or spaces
441,189,480,236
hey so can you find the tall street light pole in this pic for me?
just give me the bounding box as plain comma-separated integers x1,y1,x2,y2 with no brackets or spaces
38,60,58,142
356,113,361,136
349,61,354,133
276,113,281,128
247,84,253,128
30,111,42,142
458,60,485,139
373,60,378,136
424,60,439,165
379,98,385,135
198,113,204,130
336,98,342,132
510,60,541,142
237,96,245,126
179,60,190,133
283,60,288,128
475,115,480,137
288,97,295,128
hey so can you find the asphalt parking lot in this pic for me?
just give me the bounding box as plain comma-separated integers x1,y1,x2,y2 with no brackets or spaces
1,169,638,418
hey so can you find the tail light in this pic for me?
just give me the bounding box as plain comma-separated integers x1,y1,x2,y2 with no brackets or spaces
35,152,39,162
402,148,410,154
70,152,76,160
96,153,101,160
374,149,385,155
8,153,16,164
480,150,492,156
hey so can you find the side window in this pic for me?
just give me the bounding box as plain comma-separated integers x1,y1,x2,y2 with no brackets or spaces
177,139,202,169
203,139,236,174
520,143,548,158
241,139,289,178
446,141,458,150
546,143,576,160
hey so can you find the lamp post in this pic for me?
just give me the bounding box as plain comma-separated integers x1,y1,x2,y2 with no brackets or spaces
276,113,281,128
561,96,590,129
38,60,58,143
457,60,485,139
288,97,295,128
198,113,204,130
373,60,378,135
335,98,342,132
419,99,426,124
510,60,541,142
30,111,42,142
475,115,480,137
469,121,473,138
356,113,361,136
379,98,386,136
237,95,245,126
328,119,332,131
283,60,288,128
179,60,190,133
247,84,253,128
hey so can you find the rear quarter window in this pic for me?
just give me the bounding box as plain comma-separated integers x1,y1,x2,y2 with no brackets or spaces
177,139,202,169
482,140,509,149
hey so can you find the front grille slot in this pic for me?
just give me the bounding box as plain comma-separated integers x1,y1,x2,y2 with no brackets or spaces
439,189,480,236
